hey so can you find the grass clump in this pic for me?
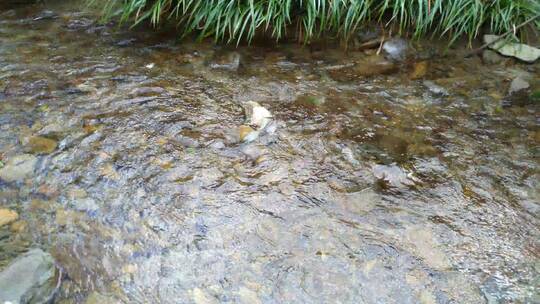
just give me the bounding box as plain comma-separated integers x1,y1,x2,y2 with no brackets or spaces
92,0,540,44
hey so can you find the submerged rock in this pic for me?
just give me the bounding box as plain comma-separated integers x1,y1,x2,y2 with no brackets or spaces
482,50,505,64
382,37,409,61
423,80,449,96
239,125,258,143
508,77,530,95
243,101,272,130
354,55,398,77
0,154,37,182
0,249,57,304
209,51,241,71
484,34,540,63
410,61,428,79
372,164,417,188
25,136,57,154
0,208,19,227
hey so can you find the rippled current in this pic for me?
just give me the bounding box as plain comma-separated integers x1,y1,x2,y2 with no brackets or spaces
0,1,539,303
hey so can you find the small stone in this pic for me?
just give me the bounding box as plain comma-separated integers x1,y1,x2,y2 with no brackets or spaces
423,80,449,96
372,164,417,188
239,125,257,142
0,154,37,182
243,101,273,129
26,136,57,154
0,209,19,227
10,220,27,233
354,56,398,77
410,61,428,79
0,249,57,304
508,77,530,95
130,87,166,97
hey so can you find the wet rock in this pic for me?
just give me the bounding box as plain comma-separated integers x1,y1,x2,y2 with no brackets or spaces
372,164,417,188
243,101,272,129
482,50,505,64
38,122,67,137
357,29,381,44
423,80,449,96
65,18,93,30
382,37,409,61
33,10,57,21
410,61,428,79
240,145,264,161
239,125,258,142
130,86,166,97
0,154,37,182
0,249,57,304
484,34,540,63
10,220,27,233
25,136,57,154
354,55,398,77
508,77,530,95
115,38,136,47
209,51,241,71
0,208,19,227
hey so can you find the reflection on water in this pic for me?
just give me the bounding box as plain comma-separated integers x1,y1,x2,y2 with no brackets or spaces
0,1,539,303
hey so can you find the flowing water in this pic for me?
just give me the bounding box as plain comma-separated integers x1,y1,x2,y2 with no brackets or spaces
0,1,539,303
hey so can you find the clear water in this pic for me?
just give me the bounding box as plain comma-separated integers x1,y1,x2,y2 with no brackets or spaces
0,1,538,303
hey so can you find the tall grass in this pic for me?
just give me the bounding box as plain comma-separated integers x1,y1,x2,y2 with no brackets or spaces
91,0,540,44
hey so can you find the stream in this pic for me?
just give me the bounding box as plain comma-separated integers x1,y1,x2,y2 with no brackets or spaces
0,1,539,303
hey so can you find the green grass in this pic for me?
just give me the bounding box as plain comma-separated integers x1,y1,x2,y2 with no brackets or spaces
90,0,540,44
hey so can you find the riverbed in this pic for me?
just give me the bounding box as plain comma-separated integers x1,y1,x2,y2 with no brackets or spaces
0,1,539,303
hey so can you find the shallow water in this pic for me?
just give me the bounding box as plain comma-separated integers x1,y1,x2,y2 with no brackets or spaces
0,1,539,303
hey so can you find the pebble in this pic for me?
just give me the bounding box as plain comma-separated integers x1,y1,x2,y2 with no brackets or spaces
410,61,428,79
0,209,19,227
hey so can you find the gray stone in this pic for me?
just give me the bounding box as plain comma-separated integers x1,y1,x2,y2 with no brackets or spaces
482,50,505,64
0,154,37,182
382,37,409,61
423,80,449,96
509,77,530,95
484,34,540,63
0,249,57,304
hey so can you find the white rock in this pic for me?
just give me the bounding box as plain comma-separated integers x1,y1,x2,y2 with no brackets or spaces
244,101,273,130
